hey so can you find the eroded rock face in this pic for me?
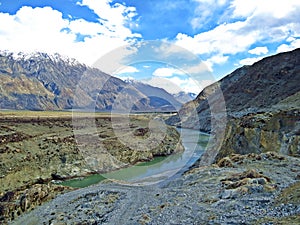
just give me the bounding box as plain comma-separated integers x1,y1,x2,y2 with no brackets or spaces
215,109,300,161
0,184,72,223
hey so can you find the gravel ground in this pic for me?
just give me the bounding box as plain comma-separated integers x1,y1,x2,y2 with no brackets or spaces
12,153,300,225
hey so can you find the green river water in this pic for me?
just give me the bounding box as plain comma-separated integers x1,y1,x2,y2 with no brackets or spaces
60,129,209,188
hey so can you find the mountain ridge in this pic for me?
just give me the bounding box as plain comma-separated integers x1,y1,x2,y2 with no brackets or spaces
168,48,300,131
167,48,300,164
0,51,186,112
125,80,182,111
124,78,196,106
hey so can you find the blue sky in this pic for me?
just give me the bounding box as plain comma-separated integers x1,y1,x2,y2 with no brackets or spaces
0,0,299,94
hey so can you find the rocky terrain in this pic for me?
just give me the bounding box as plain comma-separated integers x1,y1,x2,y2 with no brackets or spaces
167,48,300,162
0,51,183,112
12,152,300,224
0,111,183,223
213,108,300,162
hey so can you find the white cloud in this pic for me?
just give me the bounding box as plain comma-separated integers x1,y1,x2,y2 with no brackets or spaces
142,77,182,94
0,2,140,66
178,62,216,89
205,54,229,69
153,68,185,77
191,0,228,30
154,41,196,60
184,61,212,74
145,63,210,94
231,0,300,19
239,56,263,65
68,19,105,36
176,21,258,56
115,66,139,74
92,44,138,75
248,47,268,55
175,0,300,72
208,54,229,64
276,38,300,53
77,0,139,39
168,76,202,93
143,76,202,94
0,7,72,53
218,0,228,5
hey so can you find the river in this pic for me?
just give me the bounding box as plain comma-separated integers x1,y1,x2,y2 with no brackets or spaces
60,128,209,187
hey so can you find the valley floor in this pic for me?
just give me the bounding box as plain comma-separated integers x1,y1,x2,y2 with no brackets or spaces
13,152,300,225
0,111,183,224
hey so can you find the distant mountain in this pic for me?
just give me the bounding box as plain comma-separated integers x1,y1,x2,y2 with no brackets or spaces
172,91,196,104
125,78,196,104
126,80,182,111
0,51,180,112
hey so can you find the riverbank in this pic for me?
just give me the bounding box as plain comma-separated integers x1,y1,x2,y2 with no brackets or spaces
13,152,300,224
0,111,184,223
57,128,209,188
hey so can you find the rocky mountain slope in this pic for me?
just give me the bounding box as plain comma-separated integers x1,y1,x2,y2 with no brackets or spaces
0,51,181,112
167,48,300,162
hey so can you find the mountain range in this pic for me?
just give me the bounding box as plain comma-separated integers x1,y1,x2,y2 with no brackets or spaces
0,51,193,112
1,48,299,162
